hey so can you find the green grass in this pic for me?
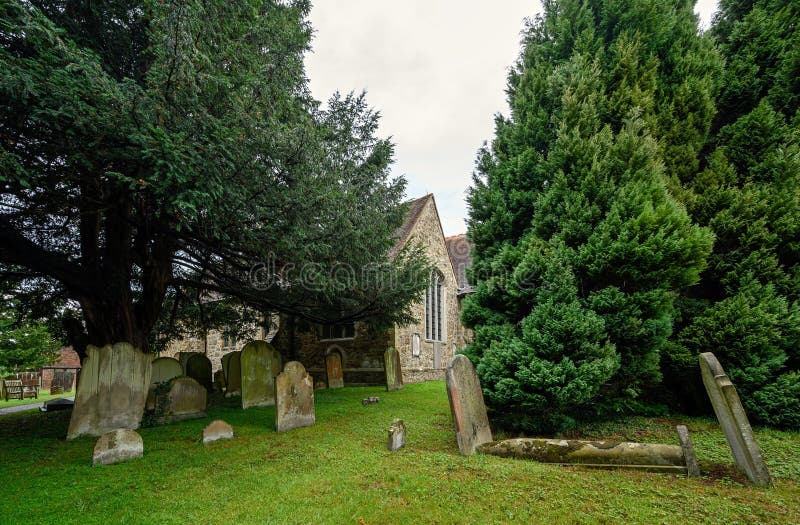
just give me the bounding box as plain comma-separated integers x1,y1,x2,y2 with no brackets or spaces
0,382,798,524
0,389,74,409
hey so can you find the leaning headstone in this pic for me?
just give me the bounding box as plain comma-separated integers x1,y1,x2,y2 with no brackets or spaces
186,354,213,392
151,357,183,385
384,347,403,391
222,351,242,396
67,343,152,440
203,419,234,445
162,376,207,423
240,340,282,409
93,429,144,466
387,419,406,451
445,354,492,455
275,361,315,433
326,351,344,389
699,352,772,486
676,425,701,477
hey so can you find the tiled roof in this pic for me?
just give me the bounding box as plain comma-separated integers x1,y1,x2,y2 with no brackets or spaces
390,194,433,260
445,234,474,294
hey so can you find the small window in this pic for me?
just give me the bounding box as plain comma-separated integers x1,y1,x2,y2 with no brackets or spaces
321,322,355,340
222,329,237,349
425,270,446,341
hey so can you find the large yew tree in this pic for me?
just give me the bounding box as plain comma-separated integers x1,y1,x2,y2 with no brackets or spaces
0,1,426,358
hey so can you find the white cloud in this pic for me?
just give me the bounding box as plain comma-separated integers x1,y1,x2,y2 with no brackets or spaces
306,1,720,236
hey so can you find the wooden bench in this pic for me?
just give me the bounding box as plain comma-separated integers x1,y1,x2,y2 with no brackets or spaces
3,379,39,401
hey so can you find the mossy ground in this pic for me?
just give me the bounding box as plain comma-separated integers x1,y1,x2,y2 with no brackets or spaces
0,381,798,524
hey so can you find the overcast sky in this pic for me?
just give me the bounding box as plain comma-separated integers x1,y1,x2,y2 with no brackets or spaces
305,1,720,236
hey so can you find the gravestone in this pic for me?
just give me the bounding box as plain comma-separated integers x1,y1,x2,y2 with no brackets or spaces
151,357,183,385
699,352,772,486
676,425,701,477
240,340,282,409
67,342,152,440
177,352,199,372
387,419,406,451
163,376,207,423
203,420,234,444
222,351,242,396
275,361,315,433
384,347,403,391
326,351,344,389
186,354,213,392
445,354,492,455
93,429,143,466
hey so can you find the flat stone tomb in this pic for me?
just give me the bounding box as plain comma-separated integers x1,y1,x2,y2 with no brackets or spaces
699,352,772,486
445,354,492,455
67,342,152,440
384,348,403,392
275,361,315,433
326,351,344,389
478,439,687,473
93,429,143,466
186,354,213,392
240,340,282,409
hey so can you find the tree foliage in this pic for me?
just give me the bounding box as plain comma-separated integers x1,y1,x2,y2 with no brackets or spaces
0,1,428,357
0,299,60,374
464,0,719,431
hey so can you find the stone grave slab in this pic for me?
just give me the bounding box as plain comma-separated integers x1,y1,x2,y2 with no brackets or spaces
384,347,403,391
67,343,152,440
445,354,492,455
203,419,234,444
93,429,143,466
699,352,772,486
326,351,344,389
387,419,406,451
186,354,213,392
241,340,282,409
275,361,315,433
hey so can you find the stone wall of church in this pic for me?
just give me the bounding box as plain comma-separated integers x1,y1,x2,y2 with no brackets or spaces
162,326,265,374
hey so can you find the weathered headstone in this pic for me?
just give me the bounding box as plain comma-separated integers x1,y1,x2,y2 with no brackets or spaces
151,357,183,385
222,351,242,396
387,419,406,451
203,419,234,444
241,340,282,409
67,342,152,440
699,352,772,486
275,361,315,433
384,347,403,391
326,351,344,389
676,425,701,477
186,354,213,392
445,354,492,455
93,429,144,466
177,352,199,372
162,376,207,423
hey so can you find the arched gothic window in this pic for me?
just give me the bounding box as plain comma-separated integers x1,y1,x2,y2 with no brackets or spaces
425,270,446,341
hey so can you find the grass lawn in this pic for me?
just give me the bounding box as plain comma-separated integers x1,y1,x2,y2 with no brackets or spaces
0,381,798,524
0,389,74,409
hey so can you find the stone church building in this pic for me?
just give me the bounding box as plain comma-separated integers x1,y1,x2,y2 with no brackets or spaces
164,194,473,386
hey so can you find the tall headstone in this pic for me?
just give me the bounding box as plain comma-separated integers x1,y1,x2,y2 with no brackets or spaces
163,376,207,423
186,354,213,392
151,357,183,385
699,352,772,486
68,342,152,440
445,354,492,455
93,429,144,466
326,351,344,389
275,361,315,432
240,340,282,409
223,351,242,396
384,347,403,391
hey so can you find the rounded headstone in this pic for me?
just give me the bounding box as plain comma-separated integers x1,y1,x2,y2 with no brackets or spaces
241,340,282,408
223,351,242,395
275,361,315,433
164,376,207,422
93,429,144,466
151,357,183,385
203,419,234,444
186,354,213,392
